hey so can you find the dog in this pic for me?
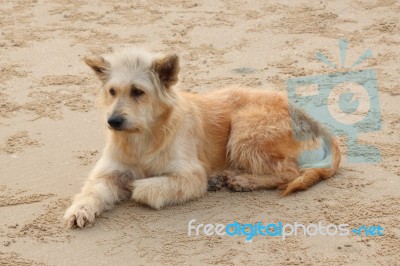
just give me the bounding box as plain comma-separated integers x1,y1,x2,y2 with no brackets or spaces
64,48,341,228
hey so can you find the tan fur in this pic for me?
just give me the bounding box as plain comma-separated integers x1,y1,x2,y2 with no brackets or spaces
64,48,341,228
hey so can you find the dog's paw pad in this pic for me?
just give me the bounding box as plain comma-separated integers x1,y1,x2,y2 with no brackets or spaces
207,170,240,191
207,175,225,191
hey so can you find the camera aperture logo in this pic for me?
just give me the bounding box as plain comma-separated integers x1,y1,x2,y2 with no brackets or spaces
286,39,381,163
188,219,384,242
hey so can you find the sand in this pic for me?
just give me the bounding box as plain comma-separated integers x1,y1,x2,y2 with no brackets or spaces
1,0,399,265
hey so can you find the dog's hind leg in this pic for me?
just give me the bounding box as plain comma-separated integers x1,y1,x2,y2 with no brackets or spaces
225,173,286,192
227,101,340,196
226,104,303,192
209,166,299,192
208,170,286,192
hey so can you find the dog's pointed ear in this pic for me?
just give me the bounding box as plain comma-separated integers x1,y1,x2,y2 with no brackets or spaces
153,54,179,89
84,56,110,82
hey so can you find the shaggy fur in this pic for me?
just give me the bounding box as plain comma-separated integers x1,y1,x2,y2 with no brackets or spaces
64,48,341,228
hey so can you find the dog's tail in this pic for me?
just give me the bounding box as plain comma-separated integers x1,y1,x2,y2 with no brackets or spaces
281,105,341,196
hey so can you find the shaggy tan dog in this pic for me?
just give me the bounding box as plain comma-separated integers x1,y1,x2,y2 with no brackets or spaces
64,49,340,228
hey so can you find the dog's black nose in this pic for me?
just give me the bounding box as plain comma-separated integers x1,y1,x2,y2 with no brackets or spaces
108,116,124,129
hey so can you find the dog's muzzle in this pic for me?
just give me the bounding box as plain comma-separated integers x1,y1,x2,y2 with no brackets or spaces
107,115,125,130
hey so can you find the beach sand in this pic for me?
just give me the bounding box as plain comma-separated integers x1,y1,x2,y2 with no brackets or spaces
0,0,399,265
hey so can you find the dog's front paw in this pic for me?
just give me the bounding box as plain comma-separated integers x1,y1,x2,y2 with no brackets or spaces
63,204,96,229
131,179,166,210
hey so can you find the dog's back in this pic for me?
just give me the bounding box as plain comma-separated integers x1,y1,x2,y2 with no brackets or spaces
186,88,341,195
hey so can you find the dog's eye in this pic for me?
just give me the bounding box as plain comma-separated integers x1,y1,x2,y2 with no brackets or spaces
109,88,116,96
131,87,144,98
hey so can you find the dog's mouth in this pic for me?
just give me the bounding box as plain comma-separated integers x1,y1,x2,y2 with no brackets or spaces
108,126,140,133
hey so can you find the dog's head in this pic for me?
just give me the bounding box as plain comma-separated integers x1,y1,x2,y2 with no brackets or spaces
84,49,179,133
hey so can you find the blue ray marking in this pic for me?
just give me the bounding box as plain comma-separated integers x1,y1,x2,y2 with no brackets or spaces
339,38,347,67
315,51,336,68
351,48,373,67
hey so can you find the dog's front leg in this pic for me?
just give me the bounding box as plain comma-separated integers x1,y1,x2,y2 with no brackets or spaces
132,169,207,209
64,157,133,228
